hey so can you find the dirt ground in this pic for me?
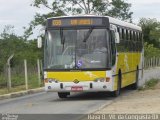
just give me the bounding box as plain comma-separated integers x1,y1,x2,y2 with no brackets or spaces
96,82,160,114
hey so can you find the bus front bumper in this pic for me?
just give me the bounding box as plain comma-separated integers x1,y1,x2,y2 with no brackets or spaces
45,81,112,92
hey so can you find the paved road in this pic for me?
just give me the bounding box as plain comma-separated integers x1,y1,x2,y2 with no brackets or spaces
0,89,134,120
0,91,117,120
0,91,115,114
0,68,159,120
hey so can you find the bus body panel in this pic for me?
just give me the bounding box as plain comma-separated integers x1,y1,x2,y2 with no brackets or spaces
46,71,106,82
44,70,114,92
113,52,142,90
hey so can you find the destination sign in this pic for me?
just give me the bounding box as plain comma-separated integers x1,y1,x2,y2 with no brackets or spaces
70,19,93,25
47,17,109,28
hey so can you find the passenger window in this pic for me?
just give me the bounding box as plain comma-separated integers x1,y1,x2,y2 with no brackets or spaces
133,31,135,41
130,31,132,41
126,30,128,40
117,27,120,33
137,32,139,41
122,28,125,40
111,30,116,65
119,28,122,40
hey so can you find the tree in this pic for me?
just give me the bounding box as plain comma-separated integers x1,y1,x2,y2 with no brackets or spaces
25,0,133,37
144,42,160,58
0,25,42,72
139,18,160,48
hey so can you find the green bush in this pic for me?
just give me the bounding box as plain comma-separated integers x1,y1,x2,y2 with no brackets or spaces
144,42,160,58
0,75,7,88
138,79,159,90
145,79,159,89
28,74,40,89
12,75,25,87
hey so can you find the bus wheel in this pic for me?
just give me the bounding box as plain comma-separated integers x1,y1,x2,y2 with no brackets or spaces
58,92,70,98
131,68,139,90
112,72,121,97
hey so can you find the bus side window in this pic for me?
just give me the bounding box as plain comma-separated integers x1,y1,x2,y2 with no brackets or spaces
139,32,143,51
127,29,132,52
130,30,135,52
130,30,132,41
133,31,135,41
110,30,116,66
133,31,136,51
126,29,129,40
117,27,120,33
123,29,128,52
135,31,139,52
122,28,125,40
116,27,126,52
136,32,140,51
137,32,139,42
131,31,135,52
117,40,125,52
119,27,123,40
128,30,130,41
127,30,131,52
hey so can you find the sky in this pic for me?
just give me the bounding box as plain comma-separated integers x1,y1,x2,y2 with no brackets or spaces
129,0,160,22
0,0,160,38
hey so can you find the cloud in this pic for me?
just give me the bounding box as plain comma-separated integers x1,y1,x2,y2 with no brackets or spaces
128,0,160,23
0,20,18,24
0,0,37,35
128,0,160,5
1,0,160,37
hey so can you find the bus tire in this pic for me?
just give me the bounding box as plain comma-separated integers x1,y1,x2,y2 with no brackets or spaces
131,68,139,90
112,71,121,97
58,92,70,98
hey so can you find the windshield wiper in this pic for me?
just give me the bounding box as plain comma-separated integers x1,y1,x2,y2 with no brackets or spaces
83,28,93,42
60,29,65,51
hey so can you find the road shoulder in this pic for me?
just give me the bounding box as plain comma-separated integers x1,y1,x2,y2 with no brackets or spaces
0,87,44,100
95,82,160,114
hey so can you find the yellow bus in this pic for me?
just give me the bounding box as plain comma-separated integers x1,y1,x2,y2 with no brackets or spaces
39,15,143,98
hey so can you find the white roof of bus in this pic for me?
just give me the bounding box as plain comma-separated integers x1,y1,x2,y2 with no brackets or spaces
108,16,142,31
48,15,142,31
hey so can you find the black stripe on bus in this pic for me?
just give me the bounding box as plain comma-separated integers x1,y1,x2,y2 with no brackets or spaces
44,68,111,72
112,69,143,77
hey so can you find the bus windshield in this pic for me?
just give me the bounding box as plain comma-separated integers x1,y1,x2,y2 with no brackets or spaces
44,28,111,70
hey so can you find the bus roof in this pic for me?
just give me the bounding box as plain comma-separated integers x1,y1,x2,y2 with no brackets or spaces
108,16,142,31
47,15,142,31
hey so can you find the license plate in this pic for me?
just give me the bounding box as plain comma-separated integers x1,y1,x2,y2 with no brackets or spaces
71,86,83,91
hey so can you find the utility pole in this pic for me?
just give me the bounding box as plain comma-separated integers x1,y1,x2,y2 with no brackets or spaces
7,54,14,90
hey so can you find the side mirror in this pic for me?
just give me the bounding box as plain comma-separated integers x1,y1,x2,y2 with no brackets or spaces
37,37,42,48
115,32,120,43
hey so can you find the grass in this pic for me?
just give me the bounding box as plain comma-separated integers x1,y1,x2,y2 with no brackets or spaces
0,85,26,95
138,78,159,90
0,73,44,95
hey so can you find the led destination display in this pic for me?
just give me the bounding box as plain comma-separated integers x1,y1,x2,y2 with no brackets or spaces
47,17,109,28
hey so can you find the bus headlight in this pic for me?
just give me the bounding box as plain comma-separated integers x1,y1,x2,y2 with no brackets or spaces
45,78,59,83
94,78,106,82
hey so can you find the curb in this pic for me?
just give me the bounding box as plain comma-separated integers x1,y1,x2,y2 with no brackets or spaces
0,87,44,100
